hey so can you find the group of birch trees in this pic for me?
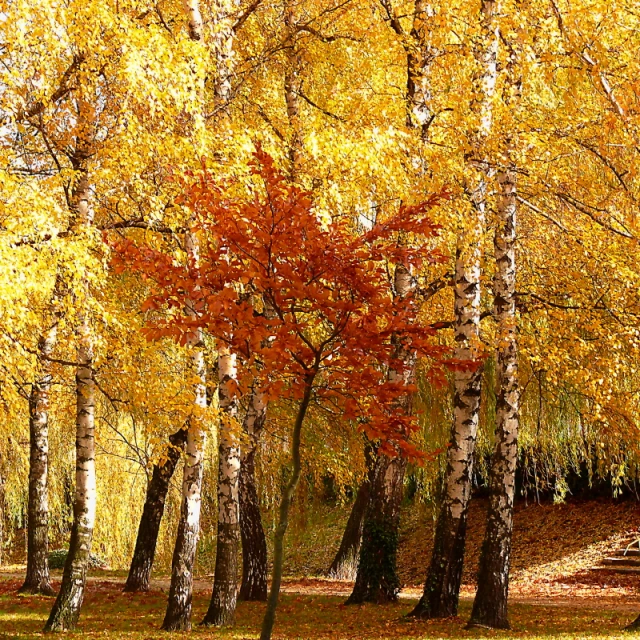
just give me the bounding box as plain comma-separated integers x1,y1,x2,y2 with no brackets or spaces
2,0,640,637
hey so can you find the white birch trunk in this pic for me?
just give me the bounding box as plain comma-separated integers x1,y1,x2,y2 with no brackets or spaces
284,2,303,177
197,0,244,627
202,348,241,626
213,0,240,114
162,1,209,630
184,0,204,40
407,1,438,139
411,0,499,619
469,33,521,630
21,296,60,596
469,165,519,629
45,168,96,632
162,228,208,631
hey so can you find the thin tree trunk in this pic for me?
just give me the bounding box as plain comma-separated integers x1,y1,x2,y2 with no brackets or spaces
406,0,438,141
124,428,187,593
328,442,375,580
44,165,96,632
161,244,207,631
409,0,499,620
212,0,239,111
200,1,244,624
20,311,59,597
327,482,370,580
260,376,315,640
202,349,241,626
160,418,206,631
239,386,269,602
161,3,209,630
284,1,303,178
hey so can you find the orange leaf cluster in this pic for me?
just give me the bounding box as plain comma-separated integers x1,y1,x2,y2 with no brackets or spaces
111,149,451,459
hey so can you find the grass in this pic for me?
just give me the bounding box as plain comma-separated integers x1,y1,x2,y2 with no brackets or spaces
1,576,639,640
4,498,640,638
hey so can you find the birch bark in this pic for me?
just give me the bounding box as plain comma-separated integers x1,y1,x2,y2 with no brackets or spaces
44,164,96,632
469,35,521,629
161,2,209,629
212,0,240,112
202,348,241,626
406,0,438,139
284,2,303,177
468,165,519,630
410,0,499,619
20,297,60,596
161,231,208,631
201,0,244,626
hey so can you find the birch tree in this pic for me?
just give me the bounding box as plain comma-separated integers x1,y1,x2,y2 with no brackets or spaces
19,296,60,596
410,0,499,619
45,103,98,631
468,25,521,629
160,1,209,629
113,150,448,640
201,0,246,627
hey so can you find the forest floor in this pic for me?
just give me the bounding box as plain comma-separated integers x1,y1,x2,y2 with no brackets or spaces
2,497,640,638
0,576,638,640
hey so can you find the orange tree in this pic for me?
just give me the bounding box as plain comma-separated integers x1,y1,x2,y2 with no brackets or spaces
111,149,450,639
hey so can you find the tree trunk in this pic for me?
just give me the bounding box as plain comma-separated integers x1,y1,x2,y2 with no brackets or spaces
202,349,241,626
328,443,375,580
346,453,406,603
44,167,96,632
161,229,208,631
20,315,59,597
160,5,207,617
409,0,498,620
161,417,206,631
406,0,439,141
123,428,187,593
239,387,269,602
468,80,520,628
327,482,370,580
626,614,640,631
260,376,314,640
283,1,303,178
347,265,414,604
211,0,239,111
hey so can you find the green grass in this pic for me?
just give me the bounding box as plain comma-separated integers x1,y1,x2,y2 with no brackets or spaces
0,577,638,640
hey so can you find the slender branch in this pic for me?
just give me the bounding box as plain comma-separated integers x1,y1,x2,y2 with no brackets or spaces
18,53,86,121
380,0,405,37
233,0,263,32
297,90,345,122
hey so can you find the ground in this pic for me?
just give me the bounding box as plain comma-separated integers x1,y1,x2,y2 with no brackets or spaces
1,575,639,640
2,497,640,638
